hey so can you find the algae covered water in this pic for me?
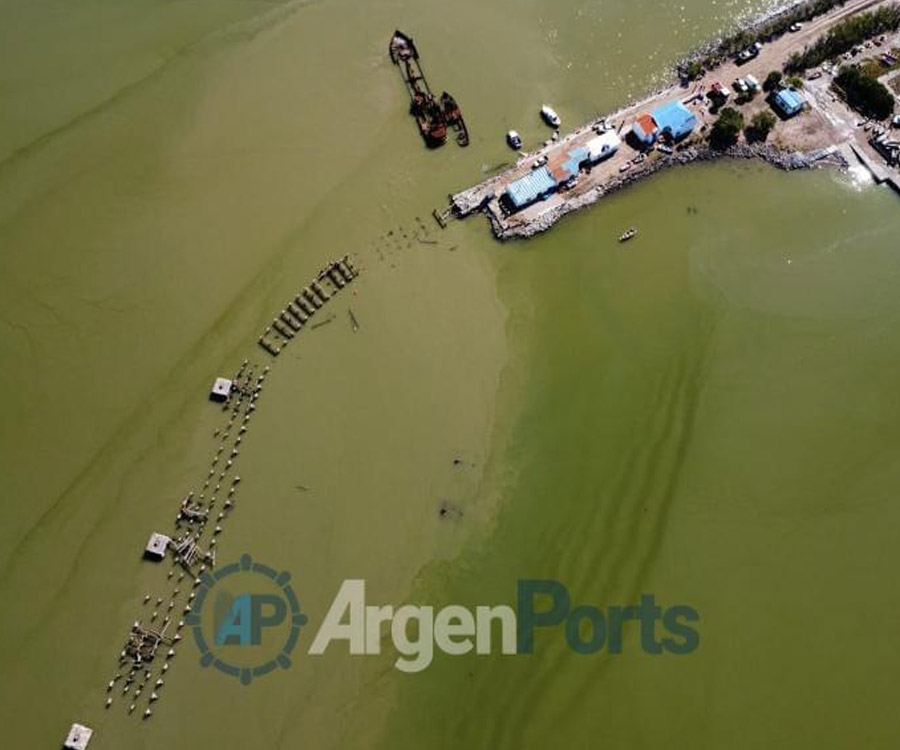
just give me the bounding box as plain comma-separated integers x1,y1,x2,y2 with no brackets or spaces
1,0,899,747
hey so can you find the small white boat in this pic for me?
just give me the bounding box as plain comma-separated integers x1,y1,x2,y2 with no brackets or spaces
506,130,522,149
619,228,638,242
540,105,561,128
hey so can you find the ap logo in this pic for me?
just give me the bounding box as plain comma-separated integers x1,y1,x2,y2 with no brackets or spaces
187,553,308,685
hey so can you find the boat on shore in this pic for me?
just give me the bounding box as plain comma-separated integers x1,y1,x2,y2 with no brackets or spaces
389,30,469,148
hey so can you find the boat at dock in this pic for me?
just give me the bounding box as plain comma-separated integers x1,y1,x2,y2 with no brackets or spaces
389,30,469,148
541,104,561,128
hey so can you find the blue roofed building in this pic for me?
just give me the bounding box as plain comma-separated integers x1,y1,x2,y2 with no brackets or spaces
773,87,805,117
549,146,589,186
651,100,697,140
504,167,557,211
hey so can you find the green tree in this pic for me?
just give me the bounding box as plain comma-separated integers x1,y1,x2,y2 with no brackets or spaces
764,70,783,91
745,110,778,142
710,107,745,149
786,4,900,72
682,59,704,81
834,65,896,119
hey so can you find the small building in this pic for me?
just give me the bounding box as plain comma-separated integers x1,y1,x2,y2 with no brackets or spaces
503,167,556,211
773,87,805,117
586,131,622,162
64,724,93,750
144,532,171,561
651,100,697,141
632,113,658,145
209,377,233,403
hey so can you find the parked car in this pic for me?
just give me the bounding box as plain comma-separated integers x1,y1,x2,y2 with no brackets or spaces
733,77,750,94
789,22,802,32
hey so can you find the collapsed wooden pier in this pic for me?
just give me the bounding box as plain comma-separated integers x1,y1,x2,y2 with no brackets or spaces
257,255,359,356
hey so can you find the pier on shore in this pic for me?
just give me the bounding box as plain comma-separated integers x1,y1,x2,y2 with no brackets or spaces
451,0,899,240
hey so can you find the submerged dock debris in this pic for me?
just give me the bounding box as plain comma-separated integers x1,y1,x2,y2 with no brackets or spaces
256,255,359,356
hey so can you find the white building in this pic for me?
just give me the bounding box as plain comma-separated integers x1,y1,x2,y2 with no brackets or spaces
64,724,93,750
586,131,622,163
144,532,171,561
210,377,233,402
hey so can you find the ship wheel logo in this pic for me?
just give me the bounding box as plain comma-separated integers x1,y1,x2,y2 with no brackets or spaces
187,553,308,685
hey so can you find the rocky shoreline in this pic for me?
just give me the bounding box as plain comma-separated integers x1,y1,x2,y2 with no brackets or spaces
490,144,849,240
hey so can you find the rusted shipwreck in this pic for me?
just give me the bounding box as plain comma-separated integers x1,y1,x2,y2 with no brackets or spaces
389,30,469,148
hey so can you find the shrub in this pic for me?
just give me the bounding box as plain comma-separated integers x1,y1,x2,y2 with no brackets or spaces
745,110,778,141
710,107,745,148
764,70,783,91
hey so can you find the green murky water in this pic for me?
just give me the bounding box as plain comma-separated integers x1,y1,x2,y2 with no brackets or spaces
1,0,899,747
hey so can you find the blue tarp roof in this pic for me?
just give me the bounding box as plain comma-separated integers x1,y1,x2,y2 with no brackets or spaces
505,167,556,209
562,146,589,179
775,88,804,114
651,100,697,138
